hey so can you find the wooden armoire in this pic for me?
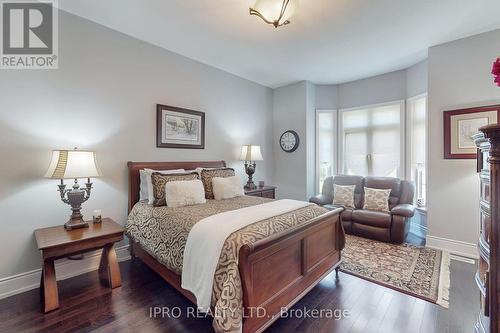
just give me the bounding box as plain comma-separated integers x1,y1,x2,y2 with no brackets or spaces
474,124,500,333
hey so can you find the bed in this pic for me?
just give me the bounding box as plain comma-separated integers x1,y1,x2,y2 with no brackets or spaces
126,161,345,333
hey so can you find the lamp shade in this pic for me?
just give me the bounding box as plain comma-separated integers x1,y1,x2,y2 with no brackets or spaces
240,145,263,161
251,0,298,26
44,150,101,179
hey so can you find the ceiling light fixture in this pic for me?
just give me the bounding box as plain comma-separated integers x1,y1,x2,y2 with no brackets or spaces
249,0,298,28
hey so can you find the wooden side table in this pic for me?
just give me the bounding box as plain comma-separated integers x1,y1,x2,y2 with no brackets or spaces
244,186,276,199
34,218,124,313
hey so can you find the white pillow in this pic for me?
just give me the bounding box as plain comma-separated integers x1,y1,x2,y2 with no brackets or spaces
165,180,206,208
139,168,185,203
212,176,244,200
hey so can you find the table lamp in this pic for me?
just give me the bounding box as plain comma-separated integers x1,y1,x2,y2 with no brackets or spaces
240,145,263,190
44,148,101,230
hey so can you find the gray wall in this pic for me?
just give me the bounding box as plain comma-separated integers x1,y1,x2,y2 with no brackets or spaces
0,11,274,279
306,82,316,199
272,81,316,200
427,29,500,247
338,70,407,109
315,85,338,110
314,62,427,111
407,60,428,98
273,81,313,200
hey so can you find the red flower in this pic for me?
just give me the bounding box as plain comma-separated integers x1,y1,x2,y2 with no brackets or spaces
493,58,500,86
493,58,500,75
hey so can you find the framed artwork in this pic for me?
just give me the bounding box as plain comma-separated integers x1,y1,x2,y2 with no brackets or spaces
156,104,205,149
444,105,500,159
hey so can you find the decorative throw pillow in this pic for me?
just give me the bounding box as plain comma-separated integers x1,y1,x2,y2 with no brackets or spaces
332,184,356,208
140,168,185,203
200,168,235,199
165,180,206,208
212,176,244,200
151,172,199,207
363,187,391,212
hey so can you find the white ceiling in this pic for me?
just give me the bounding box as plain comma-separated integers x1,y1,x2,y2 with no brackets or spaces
59,0,500,88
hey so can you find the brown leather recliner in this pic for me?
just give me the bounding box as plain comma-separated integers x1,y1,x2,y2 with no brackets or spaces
310,175,415,243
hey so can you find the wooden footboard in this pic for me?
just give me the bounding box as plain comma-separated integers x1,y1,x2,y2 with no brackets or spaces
238,207,344,333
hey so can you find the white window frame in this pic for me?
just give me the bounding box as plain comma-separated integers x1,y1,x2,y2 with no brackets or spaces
338,100,406,178
315,109,338,193
405,93,427,176
406,93,428,203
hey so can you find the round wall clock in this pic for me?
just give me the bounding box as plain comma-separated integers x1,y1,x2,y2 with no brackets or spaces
279,130,300,153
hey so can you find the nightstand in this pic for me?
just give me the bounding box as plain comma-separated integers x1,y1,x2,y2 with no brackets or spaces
244,186,276,199
34,218,124,313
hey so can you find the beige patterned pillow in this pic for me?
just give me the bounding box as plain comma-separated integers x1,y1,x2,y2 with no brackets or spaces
363,187,391,212
333,184,355,208
151,172,199,207
200,168,235,199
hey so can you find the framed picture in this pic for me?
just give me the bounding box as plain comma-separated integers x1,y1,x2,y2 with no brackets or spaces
444,105,500,159
156,104,205,149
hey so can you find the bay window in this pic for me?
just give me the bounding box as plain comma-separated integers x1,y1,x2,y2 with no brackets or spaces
316,98,427,200
339,101,404,178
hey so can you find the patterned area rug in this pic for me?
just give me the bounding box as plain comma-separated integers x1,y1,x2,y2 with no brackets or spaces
340,235,450,308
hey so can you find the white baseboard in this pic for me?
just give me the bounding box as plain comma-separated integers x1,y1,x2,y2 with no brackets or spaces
449,254,477,265
0,245,131,300
426,235,478,260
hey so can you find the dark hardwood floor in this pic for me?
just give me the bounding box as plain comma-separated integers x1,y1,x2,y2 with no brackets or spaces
0,256,477,333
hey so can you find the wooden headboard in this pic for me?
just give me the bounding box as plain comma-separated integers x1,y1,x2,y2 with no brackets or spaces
127,160,226,213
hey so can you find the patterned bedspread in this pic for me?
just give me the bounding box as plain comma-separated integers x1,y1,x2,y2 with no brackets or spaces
126,196,331,332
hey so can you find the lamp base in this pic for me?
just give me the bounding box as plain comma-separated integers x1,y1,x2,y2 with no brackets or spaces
244,161,257,191
59,179,93,231
64,218,89,231
244,182,257,190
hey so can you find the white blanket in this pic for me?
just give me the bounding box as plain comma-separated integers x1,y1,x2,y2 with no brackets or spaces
181,199,312,311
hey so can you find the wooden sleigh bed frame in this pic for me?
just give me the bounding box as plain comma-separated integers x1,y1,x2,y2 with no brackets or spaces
127,161,344,333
